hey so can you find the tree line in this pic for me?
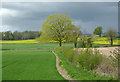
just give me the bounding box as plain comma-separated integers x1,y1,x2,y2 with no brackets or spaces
0,31,41,40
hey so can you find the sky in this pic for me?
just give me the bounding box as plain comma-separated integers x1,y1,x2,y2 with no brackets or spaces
0,2,118,34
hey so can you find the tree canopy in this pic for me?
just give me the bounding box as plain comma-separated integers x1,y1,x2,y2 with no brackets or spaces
69,26,82,48
106,29,116,45
93,26,103,37
41,14,75,46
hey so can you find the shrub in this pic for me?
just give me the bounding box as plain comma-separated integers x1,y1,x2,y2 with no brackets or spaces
55,47,103,70
55,46,118,78
95,55,118,78
76,49,103,70
63,47,74,62
55,46,74,63
109,48,119,67
55,47,63,53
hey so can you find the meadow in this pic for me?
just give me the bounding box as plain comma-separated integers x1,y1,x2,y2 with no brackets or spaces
1,42,74,80
2,45,66,80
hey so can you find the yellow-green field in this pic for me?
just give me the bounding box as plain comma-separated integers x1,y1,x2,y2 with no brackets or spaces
0,39,39,43
0,37,120,45
92,37,120,45
93,40,120,45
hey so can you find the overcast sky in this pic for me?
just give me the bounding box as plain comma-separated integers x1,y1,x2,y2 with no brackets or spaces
1,2,118,34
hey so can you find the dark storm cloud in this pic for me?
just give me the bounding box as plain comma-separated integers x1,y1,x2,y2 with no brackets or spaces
1,2,118,33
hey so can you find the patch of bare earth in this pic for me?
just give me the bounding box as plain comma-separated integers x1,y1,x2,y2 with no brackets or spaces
52,51,72,80
76,47,119,57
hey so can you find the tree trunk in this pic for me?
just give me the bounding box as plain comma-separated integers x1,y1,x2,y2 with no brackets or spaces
111,38,113,46
74,42,77,48
59,40,62,47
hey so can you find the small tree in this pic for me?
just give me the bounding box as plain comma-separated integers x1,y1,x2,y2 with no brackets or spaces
79,37,87,48
69,26,82,48
93,26,103,37
41,14,74,46
106,29,116,46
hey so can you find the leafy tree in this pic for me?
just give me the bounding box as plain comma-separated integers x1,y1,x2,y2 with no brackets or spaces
106,29,116,46
86,37,93,48
22,31,41,40
42,14,74,46
93,26,103,37
1,31,40,40
69,26,82,48
4,31,13,40
0,32,3,40
36,32,50,43
22,31,30,40
13,31,22,40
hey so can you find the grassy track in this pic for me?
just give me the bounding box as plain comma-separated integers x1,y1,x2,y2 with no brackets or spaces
2,49,65,80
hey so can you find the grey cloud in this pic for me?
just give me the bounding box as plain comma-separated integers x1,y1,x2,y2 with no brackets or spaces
1,2,118,33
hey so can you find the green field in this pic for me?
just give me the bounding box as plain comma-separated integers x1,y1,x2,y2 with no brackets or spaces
1,43,116,80
2,43,67,80
2,43,74,49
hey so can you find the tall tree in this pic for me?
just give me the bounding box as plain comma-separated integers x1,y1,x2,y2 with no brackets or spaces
42,14,74,46
4,31,13,40
93,26,103,37
106,29,116,46
22,31,30,40
0,32,3,40
13,31,22,40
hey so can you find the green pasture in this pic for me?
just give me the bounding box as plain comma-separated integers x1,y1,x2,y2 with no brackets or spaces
2,43,74,49
2,45,66,80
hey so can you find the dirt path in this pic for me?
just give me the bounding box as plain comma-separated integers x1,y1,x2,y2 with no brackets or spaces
52,51,72,80
95,47,118,57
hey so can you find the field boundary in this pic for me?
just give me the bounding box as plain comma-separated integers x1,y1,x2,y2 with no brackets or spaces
52,51,72,80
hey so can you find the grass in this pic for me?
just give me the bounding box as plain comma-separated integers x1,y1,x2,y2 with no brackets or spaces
2,49,65,80
54,51,115,80
1,43,74,49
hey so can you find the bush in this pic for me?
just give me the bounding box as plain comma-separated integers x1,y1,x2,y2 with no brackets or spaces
55,47,63,53
109,48,119,67
55,47,74,62
55,46,118,78
76,49,103,70
55,47,103,70
63,47,74,62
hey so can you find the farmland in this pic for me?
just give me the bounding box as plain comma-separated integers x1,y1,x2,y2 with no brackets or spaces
1,37,119,80
2,45,65,80
1,43,118,80
1,37,120,45
1,2,119,81
1,42,74,80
